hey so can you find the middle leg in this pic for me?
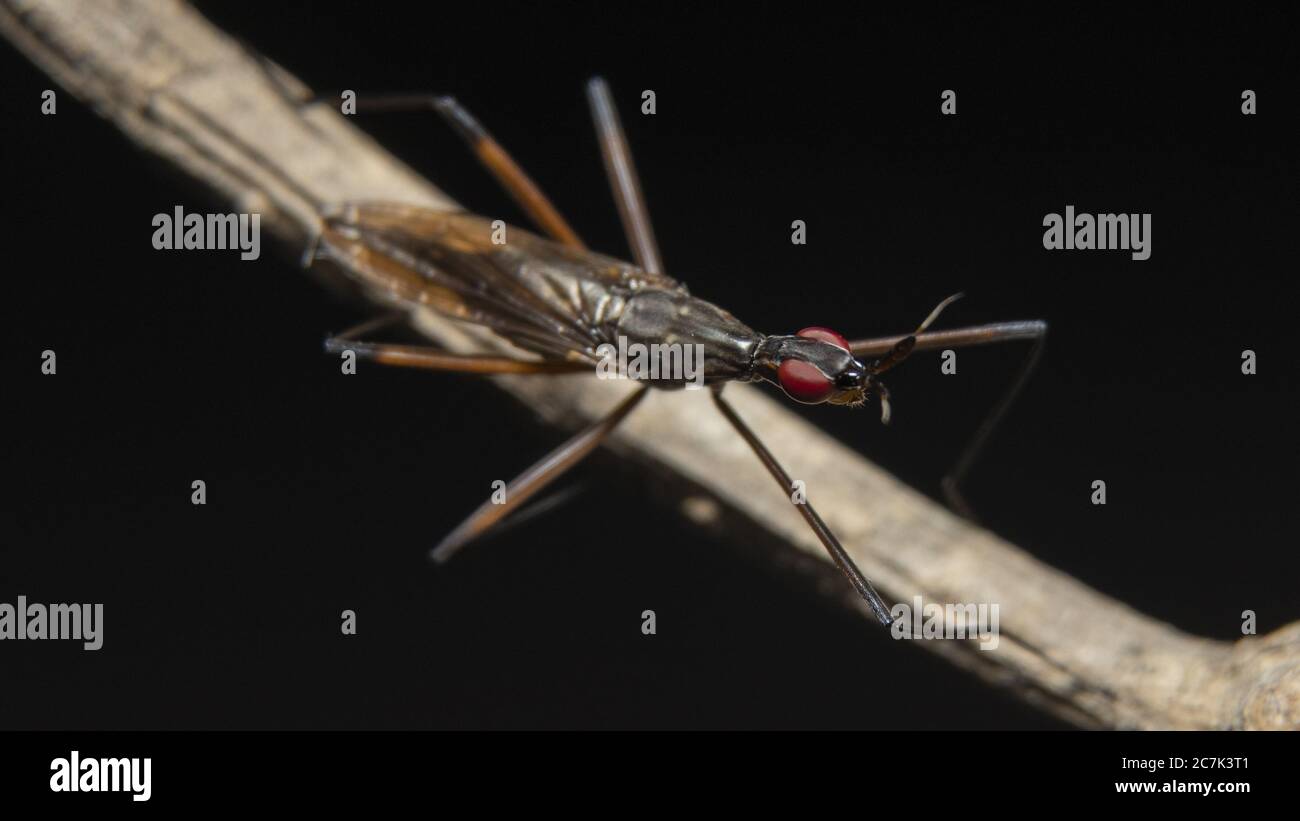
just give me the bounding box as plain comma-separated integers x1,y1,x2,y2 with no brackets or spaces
431,386,650,563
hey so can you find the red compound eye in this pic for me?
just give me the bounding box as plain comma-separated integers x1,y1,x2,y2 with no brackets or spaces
795,326,850,351
776,327,851,404
778,360,834,403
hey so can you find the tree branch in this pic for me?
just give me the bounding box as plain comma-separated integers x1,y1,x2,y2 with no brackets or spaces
5,0,1296,729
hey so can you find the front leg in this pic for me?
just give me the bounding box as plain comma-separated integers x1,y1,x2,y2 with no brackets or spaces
849,319,1049,520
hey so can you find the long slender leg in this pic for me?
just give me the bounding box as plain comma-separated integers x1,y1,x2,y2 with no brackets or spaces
325,315,589,375
848,320,1047,358
469,483,588,544
940,330,1047,519
711,388,893,625
849,320,1048,519
432,386,650,563
860,292,964,376
344,93,586,249
585,77,665,275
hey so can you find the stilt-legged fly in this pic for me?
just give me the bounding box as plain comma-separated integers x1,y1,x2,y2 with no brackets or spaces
309,79,1046,626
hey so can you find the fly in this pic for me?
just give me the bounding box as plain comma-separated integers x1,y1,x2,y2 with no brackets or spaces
306,79,1047,626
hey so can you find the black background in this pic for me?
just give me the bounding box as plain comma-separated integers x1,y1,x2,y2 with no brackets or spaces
1,3,1296,729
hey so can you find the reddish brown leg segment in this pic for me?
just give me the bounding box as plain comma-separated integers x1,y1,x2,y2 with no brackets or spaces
431,386,650,563
325,315,589,375
347,93,586,249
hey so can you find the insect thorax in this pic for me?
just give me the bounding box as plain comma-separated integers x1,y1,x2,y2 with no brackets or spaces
613,290,761,387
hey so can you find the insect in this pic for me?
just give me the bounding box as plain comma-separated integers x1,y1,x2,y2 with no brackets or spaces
308,79,1046,626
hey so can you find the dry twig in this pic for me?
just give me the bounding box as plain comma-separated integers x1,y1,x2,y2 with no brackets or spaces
4,0,1296,729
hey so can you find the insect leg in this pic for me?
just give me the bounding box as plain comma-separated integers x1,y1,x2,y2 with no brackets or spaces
848,320,1048,520
940,327,1047,520
432,386,650,563
857,292,964,376
711,388,894,625
585,77,665,275
343,94,586,249
468,483,589,545
325,315,589,375
848,320,1047,358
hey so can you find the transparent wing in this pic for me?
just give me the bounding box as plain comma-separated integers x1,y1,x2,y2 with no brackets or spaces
318,204,684,362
